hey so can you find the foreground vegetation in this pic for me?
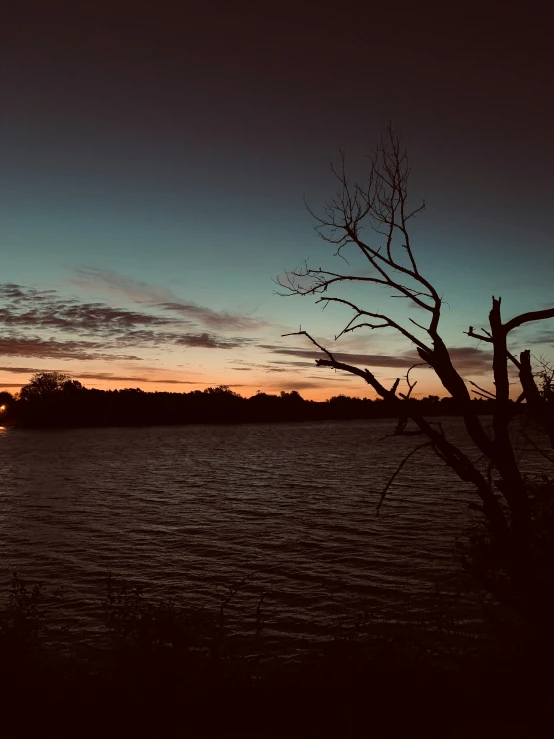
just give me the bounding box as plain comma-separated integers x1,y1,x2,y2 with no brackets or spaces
0,566,552,738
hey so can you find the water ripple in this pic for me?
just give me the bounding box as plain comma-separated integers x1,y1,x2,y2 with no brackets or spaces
0,419,547,644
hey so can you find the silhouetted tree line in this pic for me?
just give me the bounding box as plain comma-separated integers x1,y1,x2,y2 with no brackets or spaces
1,371,506,428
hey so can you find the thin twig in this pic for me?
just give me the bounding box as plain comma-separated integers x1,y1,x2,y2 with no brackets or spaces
376,441,433,515
521,431,554,466
469,381,496,399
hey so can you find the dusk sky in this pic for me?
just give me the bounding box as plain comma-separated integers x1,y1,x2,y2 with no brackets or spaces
2,5,553,400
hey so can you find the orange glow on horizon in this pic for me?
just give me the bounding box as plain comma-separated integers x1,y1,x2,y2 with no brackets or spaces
0,363,505,402
0,374,465,402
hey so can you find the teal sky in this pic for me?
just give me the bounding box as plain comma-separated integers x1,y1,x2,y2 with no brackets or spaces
1,5,553,398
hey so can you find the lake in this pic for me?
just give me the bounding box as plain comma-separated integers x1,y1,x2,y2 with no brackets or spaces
0,418,540,648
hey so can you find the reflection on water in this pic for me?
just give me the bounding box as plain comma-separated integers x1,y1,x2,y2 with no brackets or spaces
0,419,544,644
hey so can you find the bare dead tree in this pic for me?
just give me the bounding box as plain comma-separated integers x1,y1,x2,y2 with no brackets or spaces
519,353,554,448
276,126,554,609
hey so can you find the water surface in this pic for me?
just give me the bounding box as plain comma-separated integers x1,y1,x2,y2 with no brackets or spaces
0,418,537,645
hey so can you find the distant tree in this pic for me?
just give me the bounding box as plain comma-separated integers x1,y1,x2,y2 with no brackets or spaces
279,390,304,402
19,372,83,401
61,379,85,393
0,391,14,406
251,391,278,401
204,385,241,398
0,390,14,419
278,127,554,620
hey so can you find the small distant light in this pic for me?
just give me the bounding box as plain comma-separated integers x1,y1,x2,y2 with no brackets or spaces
0,405,5,412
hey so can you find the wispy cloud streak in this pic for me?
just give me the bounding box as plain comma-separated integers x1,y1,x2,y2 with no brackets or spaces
0,282,253,361
71,268,265,331
260,344,494,375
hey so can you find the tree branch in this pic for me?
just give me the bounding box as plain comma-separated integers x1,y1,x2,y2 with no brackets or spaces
504,307,554,334
376,441,433,514
316,296,432,351
469,381,496,399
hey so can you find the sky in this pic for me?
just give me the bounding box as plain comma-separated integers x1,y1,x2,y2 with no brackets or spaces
1,4,553,400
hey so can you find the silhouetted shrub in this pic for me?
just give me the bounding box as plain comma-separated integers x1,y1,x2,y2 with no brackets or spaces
102,574,216,659
0,572,45,651
457,475,554,628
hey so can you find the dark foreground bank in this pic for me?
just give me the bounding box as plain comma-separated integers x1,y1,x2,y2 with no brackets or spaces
1,574,552,738
3,644,552,738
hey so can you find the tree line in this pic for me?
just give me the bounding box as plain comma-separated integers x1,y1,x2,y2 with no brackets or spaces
0,371,500,428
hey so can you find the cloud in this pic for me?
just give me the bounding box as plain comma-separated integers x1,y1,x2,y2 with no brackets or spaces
72,372,197,384
259,344,419,368
527,330,554,345
0,337,141,361
0,365,197,384
269,359,324,368
447,347,493,374
305,374,356,381
261,343,493,375
0,283,253,363
270,380,328,391
0,283,178,338
111,330,251,349
174,333,246,349
156,302,263,331
70,269,173,304
0,284,57,301
0,366,40,374
71,267,265,331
